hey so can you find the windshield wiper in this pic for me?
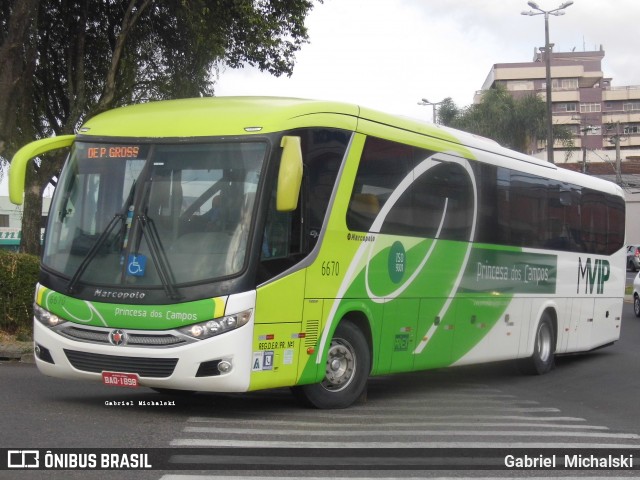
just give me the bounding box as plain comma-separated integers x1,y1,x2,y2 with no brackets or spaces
66,180,137,294
137,213,182,300
66,213,124,294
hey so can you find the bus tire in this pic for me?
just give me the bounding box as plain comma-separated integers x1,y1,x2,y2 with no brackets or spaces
519,312,555,375
294,320,370,409
634,294,640,318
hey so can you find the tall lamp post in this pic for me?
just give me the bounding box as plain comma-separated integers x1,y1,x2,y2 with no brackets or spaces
418,98,444,123
522,1,573,164
580,124,599,173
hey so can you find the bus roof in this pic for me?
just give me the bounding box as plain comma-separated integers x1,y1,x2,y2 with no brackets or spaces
79,97,361,138
77,96,623,197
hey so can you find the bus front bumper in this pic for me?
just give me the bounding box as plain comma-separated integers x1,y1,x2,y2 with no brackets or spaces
32,318,253,393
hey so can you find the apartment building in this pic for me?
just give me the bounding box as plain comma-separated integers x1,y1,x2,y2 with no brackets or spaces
478,47,640,165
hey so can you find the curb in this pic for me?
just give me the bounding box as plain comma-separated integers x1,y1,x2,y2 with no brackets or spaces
0,342,35,364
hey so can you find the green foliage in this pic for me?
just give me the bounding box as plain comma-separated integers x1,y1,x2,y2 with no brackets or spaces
1,0,318,254
439,85,574,156
0,250,39,338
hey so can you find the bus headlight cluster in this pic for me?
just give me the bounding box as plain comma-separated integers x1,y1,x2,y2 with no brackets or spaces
33,303,66,327
179,309,252,340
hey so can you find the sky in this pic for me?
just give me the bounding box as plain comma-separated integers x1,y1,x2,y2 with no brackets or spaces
2,0,640,196
215,0,640,119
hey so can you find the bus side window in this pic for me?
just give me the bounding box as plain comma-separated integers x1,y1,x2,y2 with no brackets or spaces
258,128,348,283
346,137,412,233
306,152,342,247
261,203,293,260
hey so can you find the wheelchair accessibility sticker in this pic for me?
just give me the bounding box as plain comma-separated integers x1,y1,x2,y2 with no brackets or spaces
127,254,147,277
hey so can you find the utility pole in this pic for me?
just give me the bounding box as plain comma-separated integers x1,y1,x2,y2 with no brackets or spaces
522,1,574,164
608,122,623,185
418,98,444,124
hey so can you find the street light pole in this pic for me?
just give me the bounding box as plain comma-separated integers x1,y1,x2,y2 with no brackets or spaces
522,1,573,164
580,124,599,173
418,98,444,123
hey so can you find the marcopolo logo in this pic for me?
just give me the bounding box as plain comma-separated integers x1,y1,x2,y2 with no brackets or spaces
577,257,610,294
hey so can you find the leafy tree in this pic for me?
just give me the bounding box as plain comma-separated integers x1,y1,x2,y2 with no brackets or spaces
0,0,318,254
440,85,574,158
435,97,459,127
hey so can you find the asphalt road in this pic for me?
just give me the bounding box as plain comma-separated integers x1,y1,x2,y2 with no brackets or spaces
2,303,640,479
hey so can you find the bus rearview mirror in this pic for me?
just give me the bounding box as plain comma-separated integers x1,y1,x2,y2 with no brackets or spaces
9,135,76,205
276,136,303,212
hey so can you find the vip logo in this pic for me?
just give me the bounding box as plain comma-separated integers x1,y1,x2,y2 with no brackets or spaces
577,257,610,294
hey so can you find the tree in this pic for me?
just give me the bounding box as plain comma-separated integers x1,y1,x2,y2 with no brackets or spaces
439,85,574,157
0,0,318,254
435,97,459,127
0,0,39,158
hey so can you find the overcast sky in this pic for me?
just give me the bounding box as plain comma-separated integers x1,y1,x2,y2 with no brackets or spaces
2,0,639,196
215,0,640,120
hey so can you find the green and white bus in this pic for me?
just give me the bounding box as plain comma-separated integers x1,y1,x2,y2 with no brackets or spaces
10,97,625,408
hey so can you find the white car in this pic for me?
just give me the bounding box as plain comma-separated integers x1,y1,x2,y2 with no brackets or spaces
633,272,640,317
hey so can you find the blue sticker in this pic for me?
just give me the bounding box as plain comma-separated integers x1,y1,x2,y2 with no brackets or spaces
127,254,147,277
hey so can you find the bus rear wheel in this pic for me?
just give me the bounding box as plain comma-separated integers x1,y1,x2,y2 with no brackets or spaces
294,320,370,409
519,312,555,375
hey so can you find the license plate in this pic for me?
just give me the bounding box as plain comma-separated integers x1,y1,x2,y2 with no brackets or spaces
102,371,139,388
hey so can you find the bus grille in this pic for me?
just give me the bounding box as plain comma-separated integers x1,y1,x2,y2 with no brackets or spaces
59,326,188,348
64,349,178,378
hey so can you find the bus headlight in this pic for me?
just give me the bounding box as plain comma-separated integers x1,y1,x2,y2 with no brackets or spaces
33,303,66,327
179,309,252,340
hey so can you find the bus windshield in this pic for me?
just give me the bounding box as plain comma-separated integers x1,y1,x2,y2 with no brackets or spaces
43,140,267,290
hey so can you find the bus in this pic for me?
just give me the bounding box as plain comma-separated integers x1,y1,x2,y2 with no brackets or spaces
9,97,626,409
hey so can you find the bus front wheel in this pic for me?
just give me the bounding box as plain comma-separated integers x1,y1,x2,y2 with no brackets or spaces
294,320,370,409
519,312,555,375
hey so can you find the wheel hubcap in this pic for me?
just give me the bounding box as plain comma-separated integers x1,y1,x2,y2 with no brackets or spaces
322,338,356,392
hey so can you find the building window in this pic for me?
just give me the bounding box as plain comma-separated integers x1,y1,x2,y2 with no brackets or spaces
624,125,639,134
556,102,577,112
580,103,601,113
0,214,8,227
506,80,534,91
552,78,578,90
623,102,640,112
